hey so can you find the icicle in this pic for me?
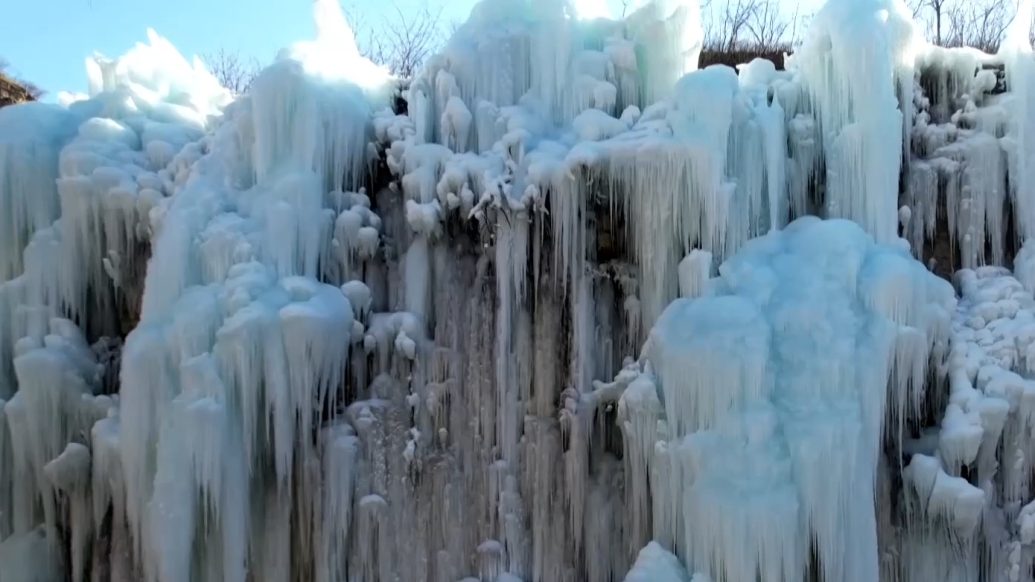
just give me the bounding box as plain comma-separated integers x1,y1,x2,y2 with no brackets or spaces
0,103,79,282
314,423,358,582
43,443,93,582
677,250,712,299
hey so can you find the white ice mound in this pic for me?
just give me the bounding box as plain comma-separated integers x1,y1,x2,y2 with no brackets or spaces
644,217,955,582
86,29,232,126
623,541,691,582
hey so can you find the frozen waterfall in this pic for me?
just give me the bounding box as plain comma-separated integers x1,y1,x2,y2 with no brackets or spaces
3,0,1035,580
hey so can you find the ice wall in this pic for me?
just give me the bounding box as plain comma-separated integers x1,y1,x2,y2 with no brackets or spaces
4,0,1035,581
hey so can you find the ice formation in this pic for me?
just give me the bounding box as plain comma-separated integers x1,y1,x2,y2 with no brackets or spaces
5,0,1035,580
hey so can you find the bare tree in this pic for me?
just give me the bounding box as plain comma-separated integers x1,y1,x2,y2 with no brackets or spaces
926,0,950,45
787,8,812,47
702,0,798,53
0,57,45,99
200,49,261,94
376,5,446,77
746,0,795,51
704,0,757,51
341,3,379,61
948,0,1013,51
906,0,943,44
342,2,450,78
447,17,464,36
910,0,1015,51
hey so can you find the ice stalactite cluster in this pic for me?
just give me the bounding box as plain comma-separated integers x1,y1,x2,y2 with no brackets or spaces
5,0,1035,580
904,47,1011,273
854,265,1030,582
612,218,957,582
893,266,1035,582
902,4,1035,275
791,0,921,243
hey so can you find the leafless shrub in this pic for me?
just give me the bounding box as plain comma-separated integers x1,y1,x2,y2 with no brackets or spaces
703,0,800,54
343,2,450,78
747,0,797,51
0,57,45,99
910,0,1017,52
947,0,1013,52
200,49,261,95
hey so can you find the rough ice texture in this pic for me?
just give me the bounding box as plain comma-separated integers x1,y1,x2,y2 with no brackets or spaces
640,217,955,582
4,0,1035,581
896,266,1035,582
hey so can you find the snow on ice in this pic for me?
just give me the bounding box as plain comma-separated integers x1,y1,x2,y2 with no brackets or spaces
4,0,1035,580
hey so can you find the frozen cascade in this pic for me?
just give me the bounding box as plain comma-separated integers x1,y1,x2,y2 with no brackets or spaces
790,0,921,243
632,217,956,582
5,0,1035,580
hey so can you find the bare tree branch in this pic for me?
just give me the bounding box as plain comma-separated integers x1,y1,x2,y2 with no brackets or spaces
341,2,450,78
910,0,1015,50
341,3,384,64
19,80,45,100
906,0,927,20
711,0,758,51
200,49,261,95
0,57,45,99
702,0,797,53
380,5,446,77
746,0,794,51
787,6,811,48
